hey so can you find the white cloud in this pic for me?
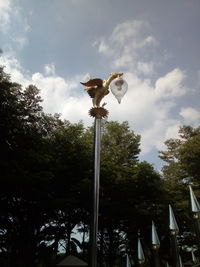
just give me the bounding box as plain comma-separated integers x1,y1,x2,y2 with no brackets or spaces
44,63,56,76
0,0,30,49
155,68,186,98
180,107,200,124
113,55,133,68
0,53,93,125
32,72,76,114
98,40,110,54
143,35,157,46
111,20,147,44
164,124,180,140
94,20,158,74
12,17,30,49
0,0,12,31
137,62,154,75
0,53,30,85
14,36,29,49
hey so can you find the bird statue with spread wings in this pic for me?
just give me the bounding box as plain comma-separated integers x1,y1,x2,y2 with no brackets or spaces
80,72,123,118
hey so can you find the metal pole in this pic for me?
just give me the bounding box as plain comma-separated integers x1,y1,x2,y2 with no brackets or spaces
152,249,161,267
169,205,180,267
90,118,101,267
193,215,200,258
170,233,180,267
189,186,200,260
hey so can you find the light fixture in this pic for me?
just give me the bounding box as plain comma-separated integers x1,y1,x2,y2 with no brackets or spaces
110,76,128,104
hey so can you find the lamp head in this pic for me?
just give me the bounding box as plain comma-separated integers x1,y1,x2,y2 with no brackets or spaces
110,77,128,103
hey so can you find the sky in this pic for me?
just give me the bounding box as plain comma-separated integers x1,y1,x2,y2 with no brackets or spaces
0,0,200,170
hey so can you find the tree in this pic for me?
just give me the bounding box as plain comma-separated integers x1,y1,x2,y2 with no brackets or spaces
159,125,200,260
0,67,92,266
0,67,47,266
179,131,200,182
159,125,200,185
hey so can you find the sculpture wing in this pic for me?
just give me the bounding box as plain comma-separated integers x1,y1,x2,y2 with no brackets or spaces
87,87,96,98
80,78,103,87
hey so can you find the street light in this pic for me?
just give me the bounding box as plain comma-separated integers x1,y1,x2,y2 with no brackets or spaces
81,73,128,267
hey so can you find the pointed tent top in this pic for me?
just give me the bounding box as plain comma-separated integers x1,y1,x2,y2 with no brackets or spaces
137,238,145,264
191,251,197,263
169,204,179,234
57,255,88,266
152,221,160,249
179,255,183,267
126,254,131,267
189,185,200,213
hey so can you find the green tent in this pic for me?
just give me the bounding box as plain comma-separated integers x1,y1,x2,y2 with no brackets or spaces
56,255,88,267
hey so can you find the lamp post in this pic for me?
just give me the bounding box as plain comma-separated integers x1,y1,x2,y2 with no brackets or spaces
169,204,180,267
151,221,161,267
191,250,198,264
189,186,200,259
137,237,145,266
126,254,131,267
81,73,128,267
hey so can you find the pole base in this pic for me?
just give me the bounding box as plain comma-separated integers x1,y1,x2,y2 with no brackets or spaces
89,107,108,118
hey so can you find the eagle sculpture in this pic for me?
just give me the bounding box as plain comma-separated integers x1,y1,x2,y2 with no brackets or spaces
81,73,123,108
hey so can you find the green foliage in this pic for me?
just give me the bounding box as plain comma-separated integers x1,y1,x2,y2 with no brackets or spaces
179,132,200,181
101,121,141,166
96,121,165,266
160,125,200,184
0,67,91,266
159,125,200,262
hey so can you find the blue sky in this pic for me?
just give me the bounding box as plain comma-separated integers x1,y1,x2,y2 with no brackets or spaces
0,0,200,170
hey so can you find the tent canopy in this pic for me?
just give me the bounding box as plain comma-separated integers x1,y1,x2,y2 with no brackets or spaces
57,255,88,266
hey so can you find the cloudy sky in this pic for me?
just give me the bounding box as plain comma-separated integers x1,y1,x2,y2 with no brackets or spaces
0,0,200,169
